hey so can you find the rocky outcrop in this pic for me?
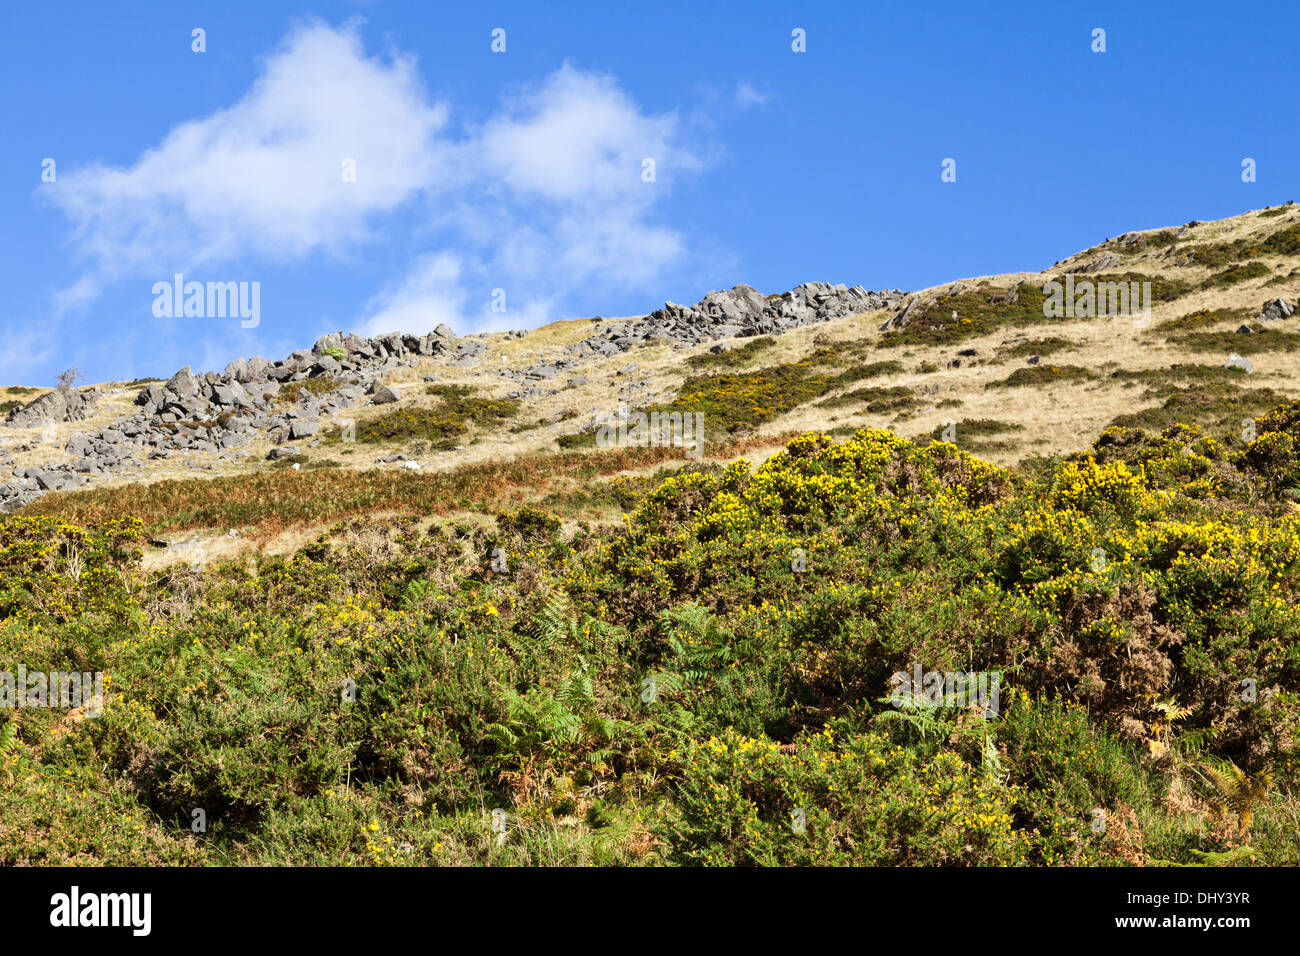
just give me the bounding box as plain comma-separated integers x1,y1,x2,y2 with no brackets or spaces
879,294,923,333
1,325,464,512
1077,253,1121,274
562,282,905,361
0,281,908,513
4,386,99,427
1259,297,1296,322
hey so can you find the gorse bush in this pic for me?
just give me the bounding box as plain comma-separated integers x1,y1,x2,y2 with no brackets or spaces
336,385,521,448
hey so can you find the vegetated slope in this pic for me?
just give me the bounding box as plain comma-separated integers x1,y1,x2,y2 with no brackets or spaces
6,204,1300,551
3,204,1300,866
3,398,1300,865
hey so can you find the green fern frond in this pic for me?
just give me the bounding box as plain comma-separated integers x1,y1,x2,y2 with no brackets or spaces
527,597,572,644
1187,845,1258,866
1153,697,1193,723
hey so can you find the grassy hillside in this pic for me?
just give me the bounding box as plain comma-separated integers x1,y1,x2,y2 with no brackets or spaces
4,400,1300,865
3,204,1299,866
7,205,1300,528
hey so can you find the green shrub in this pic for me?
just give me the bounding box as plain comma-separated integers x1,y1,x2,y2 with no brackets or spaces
986,365,1094,389
277,378,339,404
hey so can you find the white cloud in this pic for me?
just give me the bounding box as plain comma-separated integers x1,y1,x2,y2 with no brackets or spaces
448,63,699,318
479,64,695,202
48,25,710,338
49,20,447,285
734,82,770,110
349,59,705,336
357,252,470,337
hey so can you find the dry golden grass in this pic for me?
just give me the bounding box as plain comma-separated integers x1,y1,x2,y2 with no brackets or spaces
23,429,797,565
11,203,1300,542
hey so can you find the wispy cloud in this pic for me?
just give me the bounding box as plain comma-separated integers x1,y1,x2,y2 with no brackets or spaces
734,82,770,110
0,325,58,385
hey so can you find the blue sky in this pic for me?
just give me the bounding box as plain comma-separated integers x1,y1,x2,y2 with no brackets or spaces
2,0,1296,385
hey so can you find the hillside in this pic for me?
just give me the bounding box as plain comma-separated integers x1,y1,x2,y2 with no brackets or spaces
5,203,1300,556
2,204,1300,866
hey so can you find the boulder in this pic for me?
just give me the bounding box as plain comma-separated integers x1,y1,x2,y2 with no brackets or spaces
210,381,253,408
239,356,271,383
65,432,93,457
165,366,201,398
0,478,42,513
135,383,165,408
27,468,88,492
1259,298,1296,322
5,386,99,427
313,332,346,354
311,355,342,378
1078,253,1121,274
289,420,319,440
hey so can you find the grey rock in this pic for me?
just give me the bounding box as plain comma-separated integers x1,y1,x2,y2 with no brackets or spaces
1078,253,1121,274
239,356,270,383
1259,298,1296,322
135,383,165,408
66,432,92,457
0,478,42,513
30,469,88,492
313,332,346,354
211,381,253,408
311,356,342,378
289,420,319,440
5,386,99,427
165,366,201,398
879,295,921,333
